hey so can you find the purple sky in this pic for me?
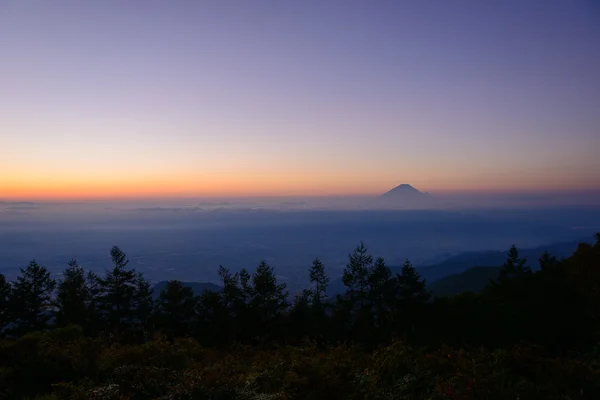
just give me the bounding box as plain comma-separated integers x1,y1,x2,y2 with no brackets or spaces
2,0,599,199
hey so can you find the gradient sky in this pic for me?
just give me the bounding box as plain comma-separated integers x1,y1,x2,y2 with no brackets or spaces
1,0,599,199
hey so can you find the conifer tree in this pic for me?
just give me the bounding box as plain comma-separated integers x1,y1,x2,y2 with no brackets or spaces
154,280,196,338
0,273,10,334
85,270,103,334
196,289,230,345
368,257,393,331
368,257,392,301
217,266,251,341
499,245,531,281
395,259,430,304
97,246,137,330
393,259,430,337
308,258,329,307
249,261,289,324
132,272,153,331
55,259,90,328
341,242,373,307
10,260,56,334
539,250,558,272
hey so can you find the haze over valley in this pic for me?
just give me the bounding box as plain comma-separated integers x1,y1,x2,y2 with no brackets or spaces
2,185,598,291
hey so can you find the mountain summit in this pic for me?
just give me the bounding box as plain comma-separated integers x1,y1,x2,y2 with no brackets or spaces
367,184,434,209
380,184,425,198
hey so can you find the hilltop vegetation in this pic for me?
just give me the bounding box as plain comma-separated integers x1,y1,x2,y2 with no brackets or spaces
0,235,600,399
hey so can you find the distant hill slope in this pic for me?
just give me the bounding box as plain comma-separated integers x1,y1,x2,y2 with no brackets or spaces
150,239,588,300
327,238,587,298
152,281,222,298
416,238,585,283
429,266,500,297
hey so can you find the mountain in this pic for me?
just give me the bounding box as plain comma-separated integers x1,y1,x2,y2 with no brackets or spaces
429,266,501,297
371,184,435,209
380,184,426,199
152,281,222,298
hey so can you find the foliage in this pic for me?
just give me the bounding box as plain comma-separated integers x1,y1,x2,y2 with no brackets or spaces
0,235,599,398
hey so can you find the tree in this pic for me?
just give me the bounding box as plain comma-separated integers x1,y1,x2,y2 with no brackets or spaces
308,258,329,307
368,257,392,301
153,280,196,338
564,234,600,322
249,261,289,325
287,289,313,342
196,289,230,345
539,251,558,272
341,242,373,307
392,259,430,338
395,259,430,304
55,259,90,329
0,273,10,334
85,270,103,335
368,257,393,332
132,272,153,333
10,260,56,334
97,246,137,330
498,245,531,281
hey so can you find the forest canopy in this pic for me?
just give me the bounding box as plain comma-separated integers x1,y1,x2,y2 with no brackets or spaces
1,235,600,399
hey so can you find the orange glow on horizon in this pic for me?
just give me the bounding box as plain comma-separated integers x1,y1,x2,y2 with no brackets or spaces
2,172,599,201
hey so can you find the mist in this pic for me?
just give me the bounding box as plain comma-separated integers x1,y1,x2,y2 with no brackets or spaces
1,191,599,292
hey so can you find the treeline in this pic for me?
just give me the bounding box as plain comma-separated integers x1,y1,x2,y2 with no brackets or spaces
1,235,599,351
0,235,599,398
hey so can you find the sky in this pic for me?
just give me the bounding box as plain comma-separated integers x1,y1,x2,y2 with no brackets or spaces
1,0,599,200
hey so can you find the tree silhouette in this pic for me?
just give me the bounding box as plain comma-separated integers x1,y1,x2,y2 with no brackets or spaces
498,245,531,281
10,260,56,335
396,259,430,304
154,280,196,338
308,258,329,307
392,259,430,338
97,246,137,330
342,242,373,308
55,259,90,329
249,261,289,328
132,272,153,334
539,250,559,272
0,273,10,335
196,289,230,345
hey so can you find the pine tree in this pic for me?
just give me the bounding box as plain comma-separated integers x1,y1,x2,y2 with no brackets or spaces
10,260,56,335
341,242,373,307
97,246,137,330
393,259,430,337
308,258,329,307
55,259,90,328
249,261,289,324
217,266,251,341
287,289,313,342
85,270,103,335
218,266,246,316
132,272,153,332
368,257,392,301
196,289,230,345
395,259,430,304
154,280,196,338
368,257,393,331
499,245,531,281
539,251,558,272
0,273,10,334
